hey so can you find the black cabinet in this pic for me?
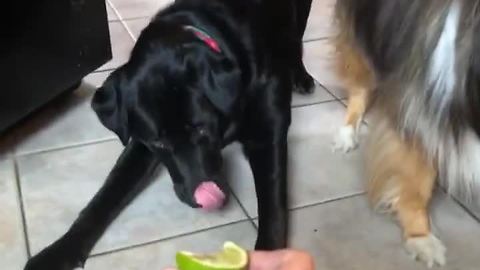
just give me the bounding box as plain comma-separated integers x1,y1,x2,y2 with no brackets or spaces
0,0,112,133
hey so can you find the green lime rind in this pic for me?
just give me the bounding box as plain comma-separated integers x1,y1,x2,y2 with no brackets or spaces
176,242,248,270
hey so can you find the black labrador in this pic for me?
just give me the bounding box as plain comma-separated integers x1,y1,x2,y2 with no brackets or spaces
25,0,314,269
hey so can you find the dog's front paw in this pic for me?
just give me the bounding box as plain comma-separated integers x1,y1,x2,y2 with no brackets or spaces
333,125,358,153
24,244,85,270
293,73,316,95
405,234,446,268
255,226,287,251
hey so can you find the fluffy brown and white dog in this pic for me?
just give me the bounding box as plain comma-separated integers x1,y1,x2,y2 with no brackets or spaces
333,0,480,267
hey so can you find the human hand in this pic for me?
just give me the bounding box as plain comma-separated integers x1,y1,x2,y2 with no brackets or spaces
164,249,314,270
248,249,314,270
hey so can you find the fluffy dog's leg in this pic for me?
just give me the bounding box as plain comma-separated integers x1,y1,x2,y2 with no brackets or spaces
367,120,446,268
334,87,369,152
333,20,374,153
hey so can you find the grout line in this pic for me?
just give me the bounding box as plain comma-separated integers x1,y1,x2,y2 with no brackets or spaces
250,218,258,230
95,67,119,73
89,219,251,258
314,79,345,102
108,16,152,23
90,192,367,260
228,187,258,230
247,192,366,220
14,138,118,158
303,37,330,43
120,20,138,42
12,157,32,258
320,84,343,102
107,0,137,41
290,192,366,212
438,186,480,224
292,99,338,109
120,16,152,22
106,0,121,20
11,97,338,159
11,96,336,159
451,197,480,223
91,67,117,74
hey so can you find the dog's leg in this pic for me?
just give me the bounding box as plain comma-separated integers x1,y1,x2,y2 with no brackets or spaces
332,26,374,152
333,87,369,152
292,38,315,95
24,141,160,270
296,0,312,38
291,0,315,95
399,181,446,268
367,121,446,267
293,59,316,95
245,141,288,250
242,77,291,250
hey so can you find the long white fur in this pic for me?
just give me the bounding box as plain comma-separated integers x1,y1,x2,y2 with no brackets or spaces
427,2,480,199
401,2,461,147
406,1,480,200
427,1,460,108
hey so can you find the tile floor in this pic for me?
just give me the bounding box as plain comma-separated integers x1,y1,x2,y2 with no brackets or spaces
1,0,480,269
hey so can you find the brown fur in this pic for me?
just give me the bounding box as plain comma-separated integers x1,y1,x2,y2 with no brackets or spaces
366,117,436,239
333,18,374,129
334,0,437,250
331,0,480,266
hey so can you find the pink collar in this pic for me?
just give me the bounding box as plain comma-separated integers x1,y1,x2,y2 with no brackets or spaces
183,25,222,53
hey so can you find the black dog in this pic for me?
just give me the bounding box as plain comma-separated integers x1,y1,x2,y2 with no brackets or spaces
25,0,314,269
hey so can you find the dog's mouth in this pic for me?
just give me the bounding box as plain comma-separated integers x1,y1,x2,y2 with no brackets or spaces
194,181,226,211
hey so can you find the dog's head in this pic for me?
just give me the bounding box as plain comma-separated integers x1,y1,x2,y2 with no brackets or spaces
92,22,241,210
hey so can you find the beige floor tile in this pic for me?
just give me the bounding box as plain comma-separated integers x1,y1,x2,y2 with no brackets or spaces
84,221,256,269
124,17,151,40
10,72,115,155
452,195,480,221
228,101,366,217
293,83,335,107
106,1,118,21
0,158,27,269
109,0,173,20
83,70,113,88
304,39,347,99
304,0,336,41
18,141,248,255
290,191,480,270
97,22,135,71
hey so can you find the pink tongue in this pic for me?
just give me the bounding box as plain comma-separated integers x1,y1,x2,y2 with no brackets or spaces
194,182,226,211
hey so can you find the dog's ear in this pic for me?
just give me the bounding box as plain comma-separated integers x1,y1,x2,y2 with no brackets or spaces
203,59,242,115
91,70,131,145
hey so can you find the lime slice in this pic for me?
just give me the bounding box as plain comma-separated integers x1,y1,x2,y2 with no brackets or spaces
176,242,248,270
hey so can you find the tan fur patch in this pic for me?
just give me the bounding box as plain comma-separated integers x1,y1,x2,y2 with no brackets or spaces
333,13,375,131
366,117,436,239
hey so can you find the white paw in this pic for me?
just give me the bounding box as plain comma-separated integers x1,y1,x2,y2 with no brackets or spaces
405,234,446,268
333,125,358,153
